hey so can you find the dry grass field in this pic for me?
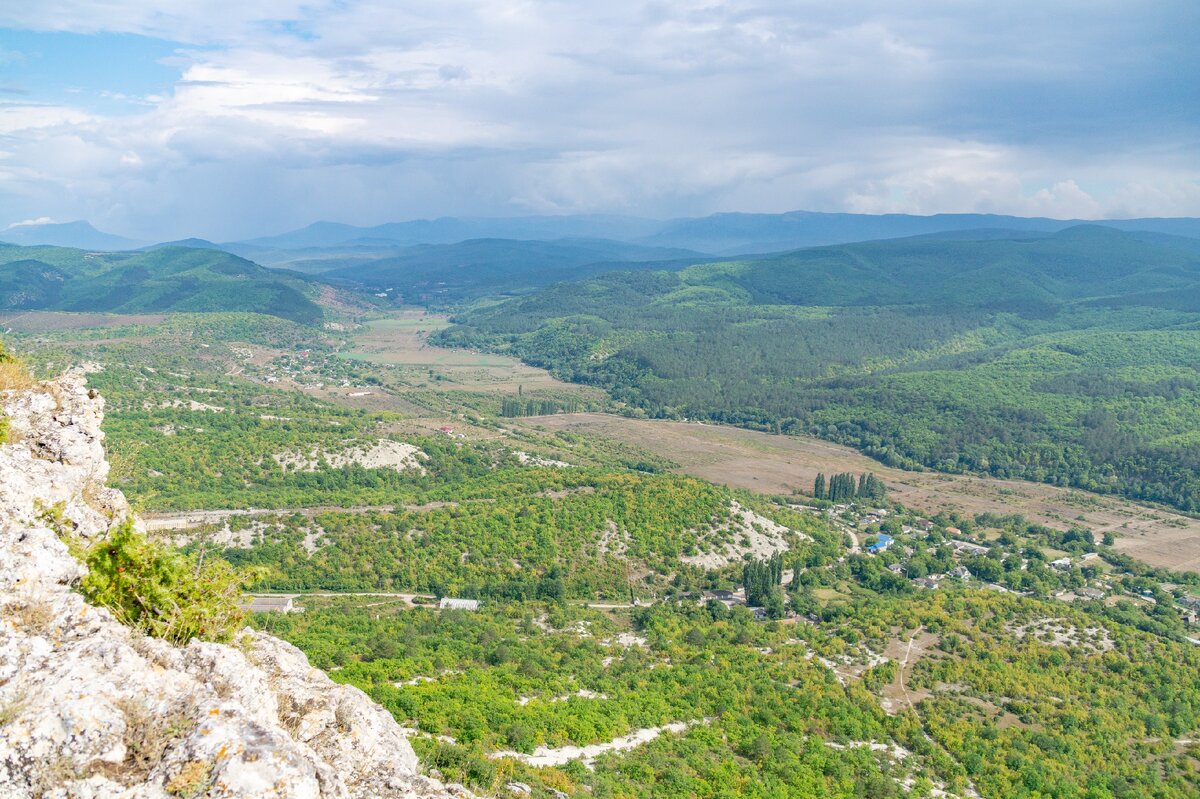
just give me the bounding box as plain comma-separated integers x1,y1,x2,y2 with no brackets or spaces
518,413,1200,572
0,311,167,332
338,310,582,393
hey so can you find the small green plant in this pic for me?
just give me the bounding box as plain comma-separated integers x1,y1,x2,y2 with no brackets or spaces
74,519,246,644
0,338,32,442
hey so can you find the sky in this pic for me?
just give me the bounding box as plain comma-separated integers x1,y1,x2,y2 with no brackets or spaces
0,1,1197,241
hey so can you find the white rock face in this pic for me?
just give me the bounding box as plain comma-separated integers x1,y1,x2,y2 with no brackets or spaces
0,375,469,799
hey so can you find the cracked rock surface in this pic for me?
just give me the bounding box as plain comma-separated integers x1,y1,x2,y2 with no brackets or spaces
0,375,472,799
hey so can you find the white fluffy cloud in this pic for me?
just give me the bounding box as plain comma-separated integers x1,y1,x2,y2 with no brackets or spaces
0,1,1197,239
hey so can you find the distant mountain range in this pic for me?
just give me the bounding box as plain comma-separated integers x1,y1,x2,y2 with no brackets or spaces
235,211,1200,256
8,211,1200,258
313,237,707,304
0,221,145,251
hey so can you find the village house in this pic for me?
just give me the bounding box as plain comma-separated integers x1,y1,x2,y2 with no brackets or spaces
867,533,894,554
1077,587,1106,601
914,576,941,590
1050,557,1073,570
949,565,972,581
702,589,743,607
439,597,480,611
949,539,989,556
240,595,303,614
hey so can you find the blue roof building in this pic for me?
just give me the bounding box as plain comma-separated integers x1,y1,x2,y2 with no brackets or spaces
867,533,894,554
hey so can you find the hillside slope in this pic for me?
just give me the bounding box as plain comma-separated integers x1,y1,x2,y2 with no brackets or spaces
440,226,1200,511
319,237,706,304
0,244,325,324
0,375,465,798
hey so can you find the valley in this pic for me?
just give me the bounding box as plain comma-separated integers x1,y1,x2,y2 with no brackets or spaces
5,226,1200,799
517,412,1200,572
336,311,584,395
7,9,1200,799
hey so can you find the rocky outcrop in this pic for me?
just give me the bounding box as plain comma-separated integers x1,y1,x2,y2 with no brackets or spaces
0,375,469,799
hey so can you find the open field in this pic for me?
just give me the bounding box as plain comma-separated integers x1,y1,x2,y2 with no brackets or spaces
0,310,167,332
338,310,580,393
517,413,1200,572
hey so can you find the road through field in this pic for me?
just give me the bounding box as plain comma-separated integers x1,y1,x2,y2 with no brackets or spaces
518,413,1200,572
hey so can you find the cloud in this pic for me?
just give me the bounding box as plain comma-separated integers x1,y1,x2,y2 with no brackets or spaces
0,1,1196,239
5,216,53,229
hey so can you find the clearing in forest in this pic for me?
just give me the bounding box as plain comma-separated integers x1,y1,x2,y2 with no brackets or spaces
517,413,1200,573
338,310,585,393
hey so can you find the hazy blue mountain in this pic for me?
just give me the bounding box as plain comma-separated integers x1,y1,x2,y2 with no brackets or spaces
0,221,143,251
141,238,227,252
319,237,707,303
236,211,1200,256
639,211,1200,254
237,215,661,250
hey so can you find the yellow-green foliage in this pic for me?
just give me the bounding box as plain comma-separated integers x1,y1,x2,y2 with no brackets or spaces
76,519,246,644
0,339,31,389
0,338,24,441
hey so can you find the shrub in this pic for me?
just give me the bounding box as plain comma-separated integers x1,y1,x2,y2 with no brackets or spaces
74,519,246,644
0,339,33,442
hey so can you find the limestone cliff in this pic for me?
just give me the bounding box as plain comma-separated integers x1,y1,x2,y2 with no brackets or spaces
0,375,469,799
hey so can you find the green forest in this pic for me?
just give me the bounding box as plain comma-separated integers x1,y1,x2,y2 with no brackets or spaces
6,231,1200,798
438,227,1200,511
0,244,330,324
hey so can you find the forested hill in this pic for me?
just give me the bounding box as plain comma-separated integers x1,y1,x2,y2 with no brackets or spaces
438,226,1200,511
316,237,706,304
651,225,1200,312
0,244,326,324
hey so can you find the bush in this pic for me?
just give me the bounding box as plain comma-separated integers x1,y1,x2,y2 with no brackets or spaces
0,339,33,442
74,519,246,644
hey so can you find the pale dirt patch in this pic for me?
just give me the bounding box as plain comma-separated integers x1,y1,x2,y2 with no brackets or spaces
532,617,594,639
805,646,889,686
490,720,705,768
597,520,630,558
300,526,326,554
517,689,608,706
273,439,427,474
600,632,648,649
879,630,939,715
1007,618,1114,653
825,740,911,760
157,519,271,549
513,450,572,468
680,500,803,569
154,517,327,553
146,399,228,412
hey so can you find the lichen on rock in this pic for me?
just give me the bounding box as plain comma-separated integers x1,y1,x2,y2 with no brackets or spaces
0,374,471,798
